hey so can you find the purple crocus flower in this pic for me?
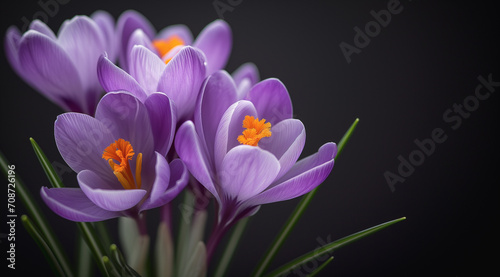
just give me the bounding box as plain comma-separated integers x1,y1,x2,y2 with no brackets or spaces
116,10,231,75
174,71,337,258
97,44,207,121
4,11,118,114
40,92,188,222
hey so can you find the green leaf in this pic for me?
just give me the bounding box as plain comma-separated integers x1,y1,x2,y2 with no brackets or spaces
0,150,74,277
29,138,113,276
77,236,93,277
336,118,359,158
175,190,196,276
21,215,66,276
308,256,334,277
252,118,360,277
109,244,142,277
214,217,250,277
30,138,65,188
77,221,113,276
264,217,406,277
102,256,116,277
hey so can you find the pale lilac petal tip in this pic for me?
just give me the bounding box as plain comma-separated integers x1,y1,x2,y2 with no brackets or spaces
40,187,121,222
193,19,232,74
157,46,207,121
97,54,148,101
78,170,147,211
247,142,336,206
117,10,156,70
246,78,293,124
156,24,193,45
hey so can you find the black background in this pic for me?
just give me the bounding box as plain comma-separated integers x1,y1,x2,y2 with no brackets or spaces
1,0,499,276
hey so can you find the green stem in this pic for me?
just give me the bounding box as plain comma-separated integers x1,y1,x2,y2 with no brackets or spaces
213,217,250,277
0,150,74,277
252,118,359,276
77,235,93,277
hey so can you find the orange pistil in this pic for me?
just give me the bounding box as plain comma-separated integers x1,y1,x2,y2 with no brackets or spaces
152,35,185,63
102,139,142,189
237,115,272,146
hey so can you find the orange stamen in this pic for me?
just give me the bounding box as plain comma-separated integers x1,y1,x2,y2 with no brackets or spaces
102,139,143,189
237,116,272,146
152,35,185,62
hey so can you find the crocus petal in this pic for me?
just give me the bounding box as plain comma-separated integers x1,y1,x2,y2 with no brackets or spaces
95,92,155,166
193,20,231,74
213,100,258,171
144,152,170,203
127,29,158,64
140,158,189,212
18,30,84,110
157,46,206,121
78,170,147,211
247,142,336,206
144,93,177,156
175,121,219,201
219,145,280,202
40,187,121,222
97,53,148,101
194,70,238,162
232,62,259,88
57,16,106,94
129,45,166,94
259,119,306,179
54,113,116,181
156,24,193,45
245,78,293,124
91,10,118,61
29,20,56,39
4,26,23,76
117,10,156,71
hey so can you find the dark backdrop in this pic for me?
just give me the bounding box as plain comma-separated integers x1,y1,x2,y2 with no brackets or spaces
1,0,499,276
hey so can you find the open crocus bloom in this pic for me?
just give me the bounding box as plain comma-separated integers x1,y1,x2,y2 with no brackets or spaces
175,71,337,229
116,10,231,75
97,45,206,121
41,92,188,222
4,11,118,114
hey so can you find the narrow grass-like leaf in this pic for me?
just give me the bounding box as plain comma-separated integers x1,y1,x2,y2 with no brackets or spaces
102,256,116,277
307,256,333,277
21,214,65,276
109,244,141,277
77,216,112,276
264,217,406,277
214,217,250,277
77,236,93,277
1,150,74,277
29,138,114,276
252,118,360,276
30,138,64,188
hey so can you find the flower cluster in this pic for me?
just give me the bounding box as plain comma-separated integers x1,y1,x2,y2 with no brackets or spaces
5,9,337,275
